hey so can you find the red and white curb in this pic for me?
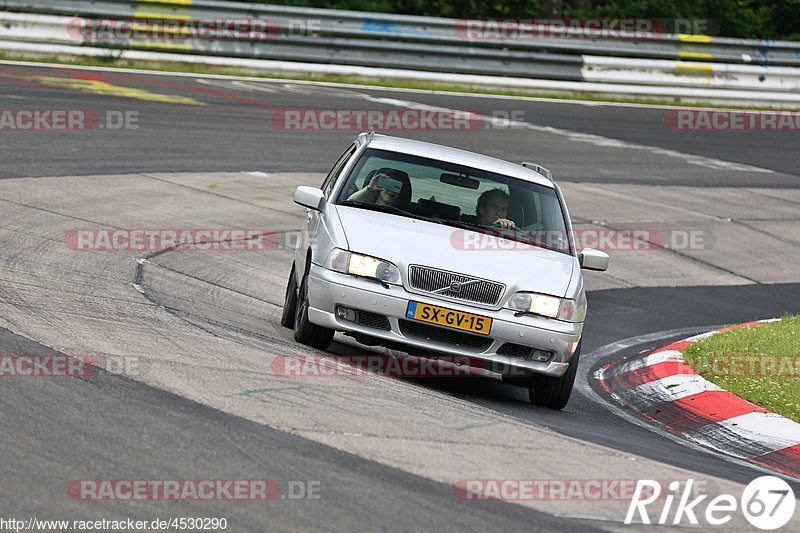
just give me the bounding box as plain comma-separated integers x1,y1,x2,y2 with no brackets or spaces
596,320,800,479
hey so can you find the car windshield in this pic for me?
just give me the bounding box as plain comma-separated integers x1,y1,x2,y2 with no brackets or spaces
335,148,572,254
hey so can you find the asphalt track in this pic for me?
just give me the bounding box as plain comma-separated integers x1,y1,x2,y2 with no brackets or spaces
0,63,796,185
0,327,583,532
1,62,799,531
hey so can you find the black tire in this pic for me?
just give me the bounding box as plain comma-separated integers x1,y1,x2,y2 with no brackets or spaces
280,263,298,329
293,270,334,350
528,341,581,410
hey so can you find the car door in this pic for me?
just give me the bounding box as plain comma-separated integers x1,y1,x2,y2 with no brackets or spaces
295,143,357,277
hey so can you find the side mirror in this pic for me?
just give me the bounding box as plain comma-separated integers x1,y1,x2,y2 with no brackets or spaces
294,186,325,211
579,248,609,271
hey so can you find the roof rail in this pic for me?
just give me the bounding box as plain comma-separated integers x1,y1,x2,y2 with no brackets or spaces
357,129,375,146
521,161,553,181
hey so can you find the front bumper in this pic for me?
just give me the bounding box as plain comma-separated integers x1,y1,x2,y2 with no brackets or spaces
306,264,583,378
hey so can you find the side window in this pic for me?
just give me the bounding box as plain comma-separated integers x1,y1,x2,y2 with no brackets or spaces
321,144,357,198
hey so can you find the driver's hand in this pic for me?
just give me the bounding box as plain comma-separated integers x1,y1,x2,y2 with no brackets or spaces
493,218,516,229
367,174,385,192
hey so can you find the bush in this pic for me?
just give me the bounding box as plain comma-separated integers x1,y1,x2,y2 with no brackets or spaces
247,0,800,40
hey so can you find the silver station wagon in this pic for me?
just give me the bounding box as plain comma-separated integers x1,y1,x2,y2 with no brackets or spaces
281,132,608,409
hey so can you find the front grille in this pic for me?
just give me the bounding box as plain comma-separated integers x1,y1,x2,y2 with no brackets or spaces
399,319,491,349
497,343,535,358
408,265,504,306
355,310,391,330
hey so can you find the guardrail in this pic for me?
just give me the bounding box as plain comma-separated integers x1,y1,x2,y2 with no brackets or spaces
0,0,799,104
2,0,799,67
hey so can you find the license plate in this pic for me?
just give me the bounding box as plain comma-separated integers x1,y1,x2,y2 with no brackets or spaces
405,301,492,335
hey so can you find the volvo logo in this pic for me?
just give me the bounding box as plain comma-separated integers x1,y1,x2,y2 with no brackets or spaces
433,278,481,294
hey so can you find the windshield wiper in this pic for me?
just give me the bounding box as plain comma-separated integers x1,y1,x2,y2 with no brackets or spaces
337,201,434,223
434,219,486,232
436,219,569,254
434,218,515,239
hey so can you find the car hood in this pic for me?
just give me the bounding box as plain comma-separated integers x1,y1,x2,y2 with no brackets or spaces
334,206,576,298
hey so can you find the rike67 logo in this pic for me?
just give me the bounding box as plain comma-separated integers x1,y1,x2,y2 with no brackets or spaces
626,476,795,530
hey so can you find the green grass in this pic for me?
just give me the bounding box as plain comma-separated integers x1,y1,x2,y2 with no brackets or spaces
1,51,798,111
683,315,800,422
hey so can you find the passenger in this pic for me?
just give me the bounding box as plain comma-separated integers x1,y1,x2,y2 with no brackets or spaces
476,188,515,229
347,168,406,206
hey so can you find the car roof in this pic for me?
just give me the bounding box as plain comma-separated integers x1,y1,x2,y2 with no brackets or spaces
363,133,554,188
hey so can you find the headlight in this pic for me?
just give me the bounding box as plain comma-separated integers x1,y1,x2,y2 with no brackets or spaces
324,249,400,284
507,291,586,322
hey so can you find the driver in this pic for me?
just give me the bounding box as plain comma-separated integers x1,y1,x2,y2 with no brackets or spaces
476,188,515,229
347,168,405,206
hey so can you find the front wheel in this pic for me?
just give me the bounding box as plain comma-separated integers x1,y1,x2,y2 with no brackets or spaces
293,271,334,350
528,341,581,410
280,263,298,329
